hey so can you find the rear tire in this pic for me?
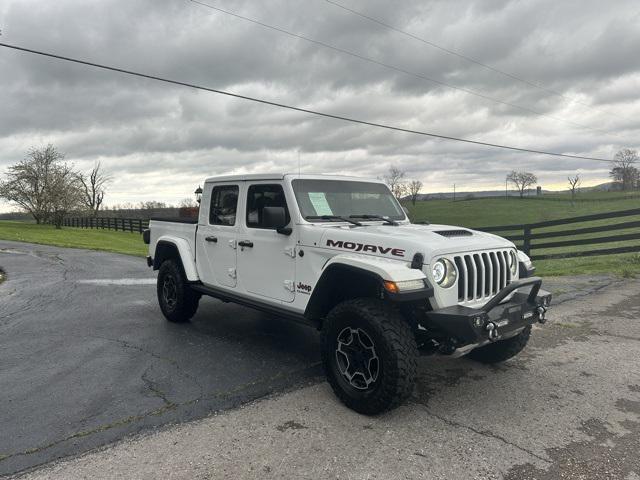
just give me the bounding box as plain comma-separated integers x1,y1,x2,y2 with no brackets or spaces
157,259,200,323
321,298,418,415
467,326,532,364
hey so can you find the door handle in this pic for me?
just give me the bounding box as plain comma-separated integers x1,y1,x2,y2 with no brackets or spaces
238,240,253,248
205,236,218,243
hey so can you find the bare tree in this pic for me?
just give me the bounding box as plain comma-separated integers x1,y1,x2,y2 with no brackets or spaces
506,171,538,198
384,166,407,199
178,198,198,208
408,180,423,205
568,174,581,205
0,145,62,223
567,174,581,202
78,161,110,217
48,162,83,229
610,149,639,191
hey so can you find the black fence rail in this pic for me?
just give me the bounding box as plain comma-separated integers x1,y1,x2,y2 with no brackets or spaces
477,208,640,260
63,217,149,233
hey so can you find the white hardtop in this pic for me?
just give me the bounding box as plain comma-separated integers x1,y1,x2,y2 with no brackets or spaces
203,173,387,184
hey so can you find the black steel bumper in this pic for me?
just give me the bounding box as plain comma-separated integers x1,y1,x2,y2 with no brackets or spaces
424,277,551,345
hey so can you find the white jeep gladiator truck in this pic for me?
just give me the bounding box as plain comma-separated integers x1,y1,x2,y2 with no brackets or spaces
144,173,551,414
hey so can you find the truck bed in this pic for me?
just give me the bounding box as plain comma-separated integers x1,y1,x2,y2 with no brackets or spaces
148,219,199,266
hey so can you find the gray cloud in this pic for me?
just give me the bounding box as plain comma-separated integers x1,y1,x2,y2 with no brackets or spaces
1,0,639,209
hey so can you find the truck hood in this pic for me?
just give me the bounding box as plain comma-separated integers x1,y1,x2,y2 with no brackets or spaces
316,223,514,263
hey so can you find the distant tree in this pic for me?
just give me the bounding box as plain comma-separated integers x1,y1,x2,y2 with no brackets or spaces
178,198,198,208
610,149,638,191
384,167,407,199
139,200,168,210
507,171,538,198
78,161,111,217
0,145,67,224
568,174,581,204
408,180,423,205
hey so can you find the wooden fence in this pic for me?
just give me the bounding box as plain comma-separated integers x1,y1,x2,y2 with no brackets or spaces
62,217,149,233
477,208,640,260
63,208,640,261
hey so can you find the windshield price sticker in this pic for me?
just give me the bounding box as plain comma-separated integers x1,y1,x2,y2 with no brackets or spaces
308,192,333,216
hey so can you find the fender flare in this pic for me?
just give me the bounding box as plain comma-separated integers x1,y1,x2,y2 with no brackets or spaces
304,254,429,320
154,236,199,281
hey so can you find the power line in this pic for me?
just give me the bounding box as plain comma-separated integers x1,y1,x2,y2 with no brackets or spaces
0,42,615,163
325,0,623,121
189,0,619,139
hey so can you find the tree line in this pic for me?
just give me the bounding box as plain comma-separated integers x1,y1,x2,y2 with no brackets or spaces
385,148,639,203
2,145,638,227
0,145,109,228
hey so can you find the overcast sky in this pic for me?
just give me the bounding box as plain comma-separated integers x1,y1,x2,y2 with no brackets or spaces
1,0,639,210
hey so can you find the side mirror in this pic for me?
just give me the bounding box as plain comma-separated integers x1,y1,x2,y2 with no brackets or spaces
262,206,291,235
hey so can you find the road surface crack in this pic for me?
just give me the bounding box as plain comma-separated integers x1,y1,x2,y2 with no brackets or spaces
421,406,550,464
141,367,175,407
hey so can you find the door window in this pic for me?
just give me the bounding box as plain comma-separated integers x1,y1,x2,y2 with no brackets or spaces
209,185,239,226
246,184,290,229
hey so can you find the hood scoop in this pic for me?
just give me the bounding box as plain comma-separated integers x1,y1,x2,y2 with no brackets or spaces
434,229,473,238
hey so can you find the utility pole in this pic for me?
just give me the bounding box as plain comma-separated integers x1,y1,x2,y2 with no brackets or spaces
453,184,456,202
505,178,508,200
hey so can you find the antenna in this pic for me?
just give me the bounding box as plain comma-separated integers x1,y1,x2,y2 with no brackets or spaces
298,150,301,177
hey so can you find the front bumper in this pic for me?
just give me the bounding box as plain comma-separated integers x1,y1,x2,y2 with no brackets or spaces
424,277,551,346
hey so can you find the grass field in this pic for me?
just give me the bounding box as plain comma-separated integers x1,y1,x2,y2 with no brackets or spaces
1,190,638,277
406,191,640,227
406,190,640,277
0,221,147,257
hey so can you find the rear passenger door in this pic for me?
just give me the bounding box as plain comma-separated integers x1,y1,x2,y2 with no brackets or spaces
197,184,240,288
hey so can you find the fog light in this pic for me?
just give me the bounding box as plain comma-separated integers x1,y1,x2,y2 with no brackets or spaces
537,306,547,324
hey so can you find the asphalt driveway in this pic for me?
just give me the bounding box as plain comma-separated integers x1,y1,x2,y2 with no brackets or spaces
2,240,639,479
0,240,321,475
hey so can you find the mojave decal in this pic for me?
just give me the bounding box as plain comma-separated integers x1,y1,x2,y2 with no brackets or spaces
326,239,405,257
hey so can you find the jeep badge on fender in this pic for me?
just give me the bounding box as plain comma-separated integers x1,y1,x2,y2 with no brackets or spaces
146,173,551,415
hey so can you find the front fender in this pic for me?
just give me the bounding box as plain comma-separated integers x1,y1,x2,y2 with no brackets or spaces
155,236,199,281
303,254,430,322
322,254,426,283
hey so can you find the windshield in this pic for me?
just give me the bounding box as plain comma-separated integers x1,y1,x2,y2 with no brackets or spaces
292,179,406,222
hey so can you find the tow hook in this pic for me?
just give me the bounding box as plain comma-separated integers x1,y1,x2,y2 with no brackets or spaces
537,306,547,324
486,322,499,341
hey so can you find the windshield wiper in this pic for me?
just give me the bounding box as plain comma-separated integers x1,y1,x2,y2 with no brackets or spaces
305,215,363,226
349,214,399,226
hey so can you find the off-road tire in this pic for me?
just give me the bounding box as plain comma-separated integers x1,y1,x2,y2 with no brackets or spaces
467,325,532,364
321,298,418,415
157,259,200,323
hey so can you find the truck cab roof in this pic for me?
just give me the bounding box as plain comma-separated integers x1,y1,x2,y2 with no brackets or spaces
203,173,386,184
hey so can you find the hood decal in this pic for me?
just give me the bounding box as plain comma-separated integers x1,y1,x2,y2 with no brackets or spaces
326,239,405,257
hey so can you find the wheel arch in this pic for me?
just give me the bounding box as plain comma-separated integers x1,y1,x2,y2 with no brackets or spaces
304,263,384,324
153,237,199,281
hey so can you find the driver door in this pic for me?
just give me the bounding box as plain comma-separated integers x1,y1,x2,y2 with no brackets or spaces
236,183,296,302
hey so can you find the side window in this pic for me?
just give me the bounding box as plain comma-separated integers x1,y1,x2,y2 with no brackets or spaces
209,185,239,226
246,184,290,229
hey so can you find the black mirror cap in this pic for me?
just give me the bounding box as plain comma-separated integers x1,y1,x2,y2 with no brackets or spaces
263,206,288,230
277,227,293,236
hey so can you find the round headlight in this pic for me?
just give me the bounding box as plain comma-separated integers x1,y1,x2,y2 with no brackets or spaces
432,260,446,284
432,258,457,288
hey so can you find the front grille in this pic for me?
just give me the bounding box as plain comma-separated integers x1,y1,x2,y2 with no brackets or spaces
435,230,473,238
454,250,513,303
